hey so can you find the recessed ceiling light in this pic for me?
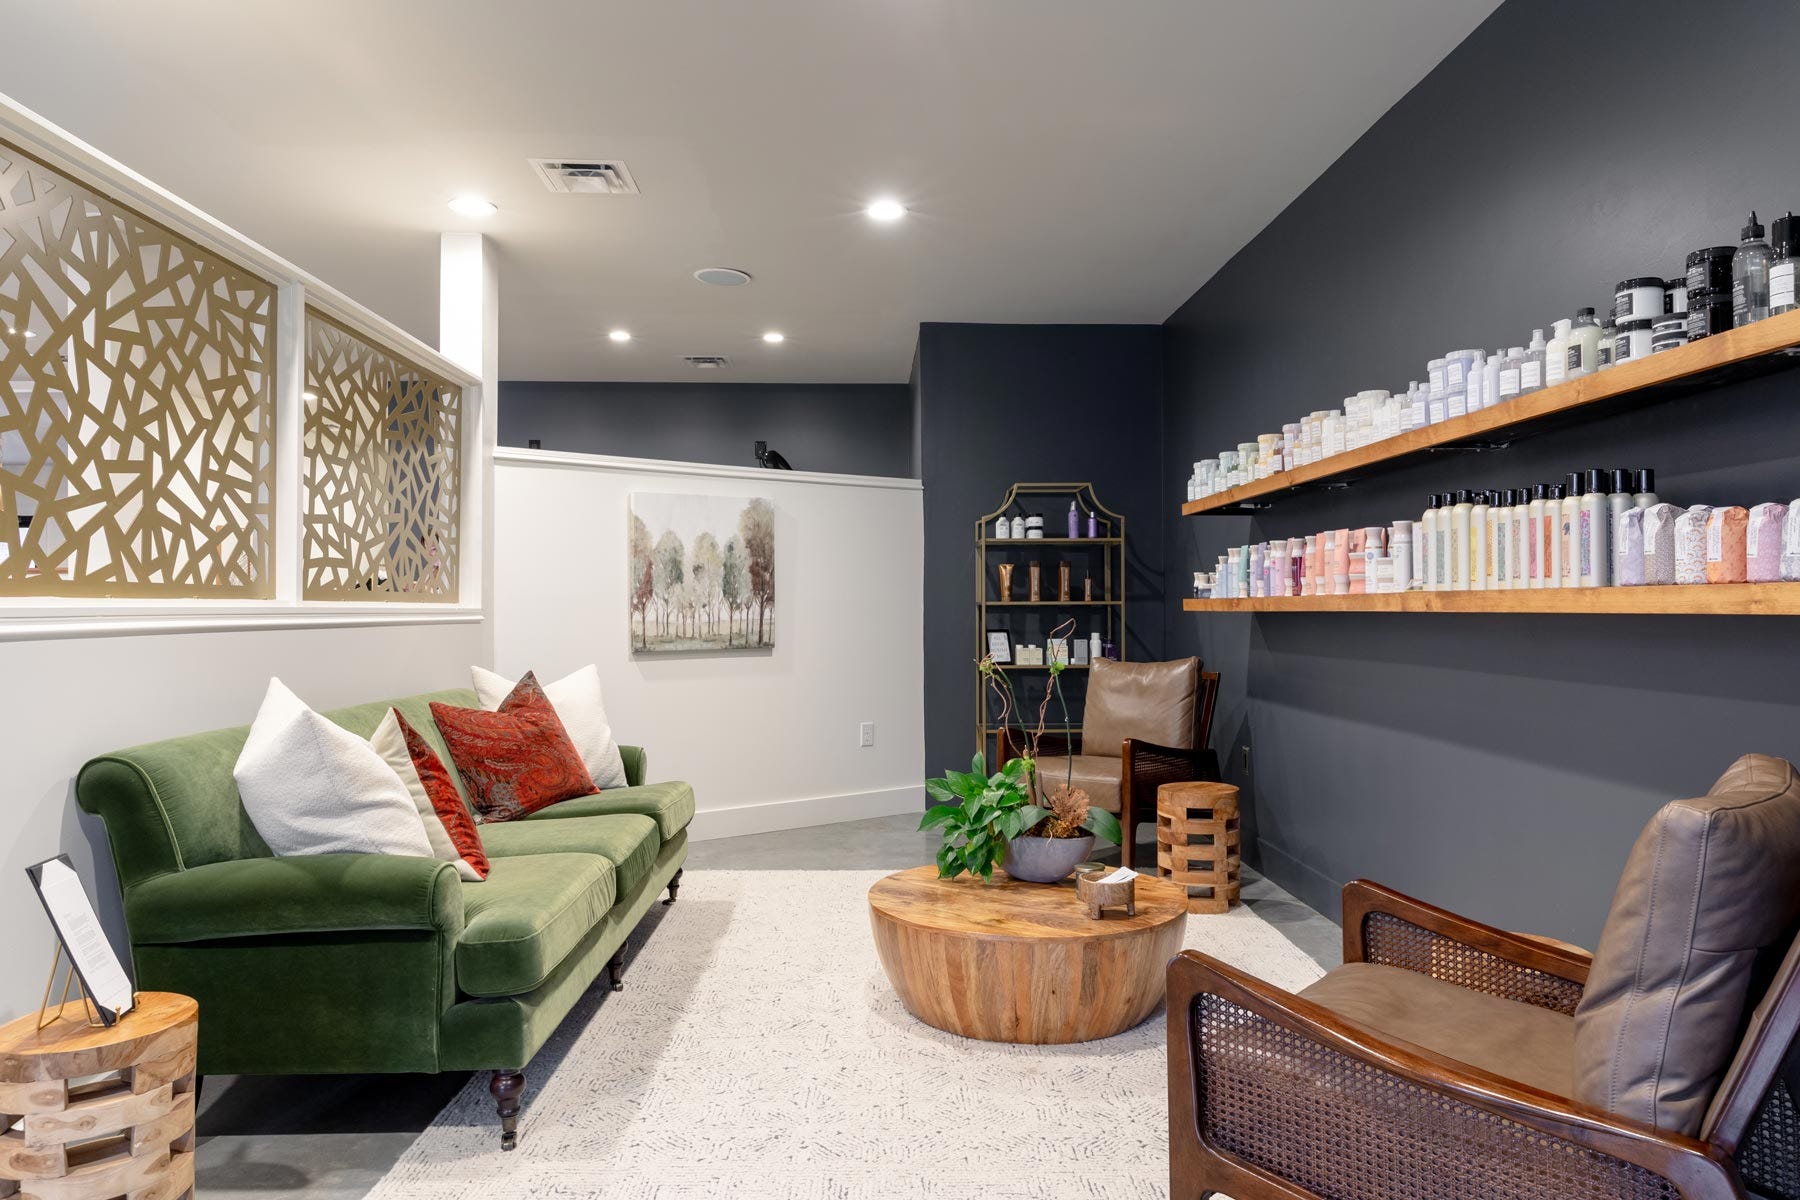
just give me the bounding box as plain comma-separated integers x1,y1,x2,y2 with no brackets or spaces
693,267,752,287
608,329,632,343
447,195,498,217
864,197,906,222
762,331,785,344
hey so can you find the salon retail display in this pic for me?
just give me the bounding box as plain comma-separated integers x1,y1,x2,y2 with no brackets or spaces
1675,506,1712,584
1749,502,1788,582
1706,506,1749,584
1184,203,1800,507
1643,503,1679,585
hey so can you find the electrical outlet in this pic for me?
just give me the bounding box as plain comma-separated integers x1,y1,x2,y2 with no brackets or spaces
859,721,875,748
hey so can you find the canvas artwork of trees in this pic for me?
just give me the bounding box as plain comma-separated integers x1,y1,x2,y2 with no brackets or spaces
629,493,774,652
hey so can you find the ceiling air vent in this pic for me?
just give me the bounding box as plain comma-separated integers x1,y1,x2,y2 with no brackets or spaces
682,355,732,370
528,159,639,195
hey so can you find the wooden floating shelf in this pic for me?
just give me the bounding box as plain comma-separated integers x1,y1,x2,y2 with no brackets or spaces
997,662,1092,670
1180,308,1800,516
1181,583,1800,616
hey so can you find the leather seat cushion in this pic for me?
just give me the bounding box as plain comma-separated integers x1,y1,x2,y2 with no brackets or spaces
1301,961,1575,1099
1032,754,1120,812
481,812,662,895
524,781,695,840
1574,753,1800,1134
1081,657,1199,753
456,852,616,998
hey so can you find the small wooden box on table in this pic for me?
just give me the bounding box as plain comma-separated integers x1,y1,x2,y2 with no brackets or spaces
1156,781,1241,913
0,993,197,1200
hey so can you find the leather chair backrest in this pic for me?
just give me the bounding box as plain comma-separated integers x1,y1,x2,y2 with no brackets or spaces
1573,754,1800,1136
1081,657,1199,757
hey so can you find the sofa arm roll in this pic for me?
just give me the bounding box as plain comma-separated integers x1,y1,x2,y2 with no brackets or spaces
619,745,647,788
127,854,463,945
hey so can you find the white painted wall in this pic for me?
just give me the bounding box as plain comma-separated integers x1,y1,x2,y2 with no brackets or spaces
493,449,925,839
0,620,489,1023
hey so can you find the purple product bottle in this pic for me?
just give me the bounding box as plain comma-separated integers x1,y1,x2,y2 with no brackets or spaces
1067,501,1080,538
1087,509,1098,538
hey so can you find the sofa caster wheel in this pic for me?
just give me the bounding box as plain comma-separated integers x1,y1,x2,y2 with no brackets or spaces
663,868,682,905
490,1068,525,1152
606,950,625,992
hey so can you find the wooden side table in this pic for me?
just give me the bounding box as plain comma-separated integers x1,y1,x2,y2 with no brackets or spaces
1157,781,1242,913
0,993,197,1200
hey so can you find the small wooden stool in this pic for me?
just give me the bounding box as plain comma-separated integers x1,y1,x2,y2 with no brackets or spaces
0,993,197,1200
1156,781,1242,913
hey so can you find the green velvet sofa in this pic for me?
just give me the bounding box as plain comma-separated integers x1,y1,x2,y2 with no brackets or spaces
75,687,692,1150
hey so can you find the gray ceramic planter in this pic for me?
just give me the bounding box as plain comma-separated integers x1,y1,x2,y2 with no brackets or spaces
1003,834,1095,883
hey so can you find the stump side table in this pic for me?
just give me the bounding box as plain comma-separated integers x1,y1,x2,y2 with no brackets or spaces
868,865,1187,1044
1156,781,1242,914
0,992,197,1200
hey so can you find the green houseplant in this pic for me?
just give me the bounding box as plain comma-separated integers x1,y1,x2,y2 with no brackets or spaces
921,621,1122,881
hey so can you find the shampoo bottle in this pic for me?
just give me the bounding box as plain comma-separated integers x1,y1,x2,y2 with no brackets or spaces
1606,469,1635,532
1449,490,1472,591
1568,309,1602,378
1544,483,1566,587
1511,488,1531,588
1491,491,1510,589
1632,468,1657,509
1545,318,1573,387
1521,330,1547,394
1560,472,1584,588
1421,496,1440,591
1580,468,1610,587
1527,484,1547,588
1499,346,1524,401
1470,491,1490,592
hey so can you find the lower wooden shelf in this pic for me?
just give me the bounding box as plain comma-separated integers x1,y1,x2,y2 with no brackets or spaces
1181,583,1800,616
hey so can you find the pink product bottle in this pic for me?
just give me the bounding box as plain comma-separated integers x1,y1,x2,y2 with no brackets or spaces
1329,528,1352,595
1705,506,1749,584
1614,507,1646,586
1289,537,1305,595
1346,528,1367,594
1674,506,1713,585
1642,503,1680,585
1747,502,1787,582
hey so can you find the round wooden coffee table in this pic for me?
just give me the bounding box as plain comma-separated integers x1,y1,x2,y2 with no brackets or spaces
868,865,1188,1044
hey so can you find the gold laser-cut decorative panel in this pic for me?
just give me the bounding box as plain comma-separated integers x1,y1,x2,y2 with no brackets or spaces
0,139,276,597
302,310,462,601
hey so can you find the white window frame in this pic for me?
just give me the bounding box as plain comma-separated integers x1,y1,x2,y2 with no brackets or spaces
0,93,488,641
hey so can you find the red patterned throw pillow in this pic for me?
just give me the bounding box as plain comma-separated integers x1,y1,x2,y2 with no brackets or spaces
431,672,597,822
370,707,490,881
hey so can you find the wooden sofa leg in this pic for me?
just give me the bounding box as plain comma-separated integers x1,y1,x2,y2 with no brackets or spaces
606,949,626,991
489,1068,526,1151
663,868,683,905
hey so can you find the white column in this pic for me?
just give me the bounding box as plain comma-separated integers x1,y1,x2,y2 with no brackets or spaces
440,233,498,649
272,282,306,602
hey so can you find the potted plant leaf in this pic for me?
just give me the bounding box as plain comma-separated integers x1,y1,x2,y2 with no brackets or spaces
921,618,1122,882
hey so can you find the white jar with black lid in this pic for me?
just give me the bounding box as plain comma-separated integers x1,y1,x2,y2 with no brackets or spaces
1614,277,1666,322
1614,319,1655,363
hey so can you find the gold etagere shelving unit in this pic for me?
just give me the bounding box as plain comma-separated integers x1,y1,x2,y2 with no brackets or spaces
975,483,1125,761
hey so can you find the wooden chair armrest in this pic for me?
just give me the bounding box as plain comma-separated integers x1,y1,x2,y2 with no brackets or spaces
1343,878,1591,991
1166,950,1737,1200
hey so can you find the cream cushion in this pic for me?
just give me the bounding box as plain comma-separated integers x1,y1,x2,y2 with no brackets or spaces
233,678,433,859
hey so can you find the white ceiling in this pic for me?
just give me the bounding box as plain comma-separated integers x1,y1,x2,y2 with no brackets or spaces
2,0,1498,383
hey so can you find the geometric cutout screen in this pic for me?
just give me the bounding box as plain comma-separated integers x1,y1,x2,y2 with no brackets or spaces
0,139,277,597
302,309,462,601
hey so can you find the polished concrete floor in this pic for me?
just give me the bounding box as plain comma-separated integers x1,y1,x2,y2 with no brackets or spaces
193,813,1340,1199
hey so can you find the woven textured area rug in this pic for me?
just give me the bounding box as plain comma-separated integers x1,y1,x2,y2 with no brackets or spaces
367,869,1325,1200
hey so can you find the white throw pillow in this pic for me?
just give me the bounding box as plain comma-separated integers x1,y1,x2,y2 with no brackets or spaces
471,664,628,788
234,678,434,859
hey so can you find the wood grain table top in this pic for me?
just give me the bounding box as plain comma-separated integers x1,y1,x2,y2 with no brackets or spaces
867,864,1187,942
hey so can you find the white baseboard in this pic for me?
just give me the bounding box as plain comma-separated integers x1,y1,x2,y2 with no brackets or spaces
688,785,922,841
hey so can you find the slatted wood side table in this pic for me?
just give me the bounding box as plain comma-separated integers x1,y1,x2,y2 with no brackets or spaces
0,993,197,1200
1156,781,1242,913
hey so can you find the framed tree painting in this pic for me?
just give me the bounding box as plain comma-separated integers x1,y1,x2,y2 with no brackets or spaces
628,494,774,652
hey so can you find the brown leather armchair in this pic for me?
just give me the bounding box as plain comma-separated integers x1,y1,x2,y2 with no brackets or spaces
1167,753,1800,1200
1001,657,1219,869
